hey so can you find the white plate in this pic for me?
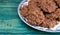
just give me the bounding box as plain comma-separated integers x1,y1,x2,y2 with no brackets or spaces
18,0,60,32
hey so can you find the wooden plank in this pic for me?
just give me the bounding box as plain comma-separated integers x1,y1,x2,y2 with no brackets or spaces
0,3,19,7
0,7,17,15
0,0,22,3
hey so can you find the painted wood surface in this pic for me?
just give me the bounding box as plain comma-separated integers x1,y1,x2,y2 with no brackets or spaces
0,0,60,35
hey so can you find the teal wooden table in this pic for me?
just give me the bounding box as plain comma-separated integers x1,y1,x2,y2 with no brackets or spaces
0,0,60,35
